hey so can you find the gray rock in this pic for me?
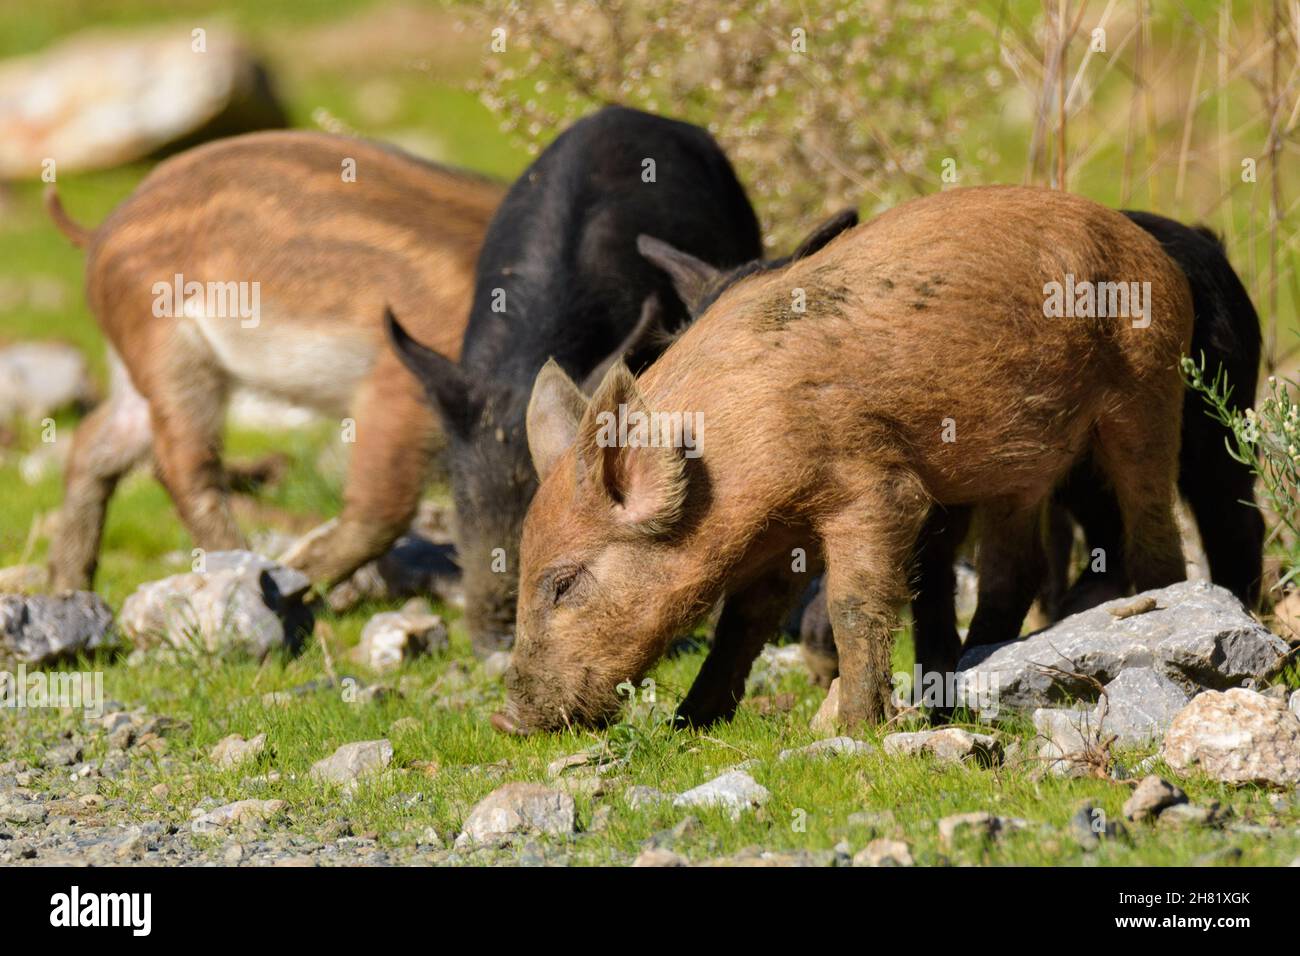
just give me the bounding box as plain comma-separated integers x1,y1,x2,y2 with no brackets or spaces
937,811,1000,847
778,736,872,761
1069,801,1126,850
1162,688,1300,787
119,550,312,660
209,733,267,770
1157,802,1222,829
672,771,769,820
852,838,914,867
1123,775,1188,822
1096,667,1190,745
309,739,392,787
456,783,576,847
1033,706,1099,776
353,599,447,672
957,582,1288,710
41,743,81,768
0,592,116,666
1290,689,1299,720
882,728,1002,766
191,799,286,833
0,342,92,421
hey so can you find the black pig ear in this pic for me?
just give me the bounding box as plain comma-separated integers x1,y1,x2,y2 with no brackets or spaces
527,359,587,481
636,235,720,315
581,293,663,395
791,208,858,261
386,307,471,433
577,361,687,536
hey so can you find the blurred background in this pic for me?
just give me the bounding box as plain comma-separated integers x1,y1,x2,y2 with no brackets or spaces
0,0,1296,605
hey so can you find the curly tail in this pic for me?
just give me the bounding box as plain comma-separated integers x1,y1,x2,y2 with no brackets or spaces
44,185,93,249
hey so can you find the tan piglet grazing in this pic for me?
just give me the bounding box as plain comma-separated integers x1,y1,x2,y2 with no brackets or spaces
45,130,502,592
500,185,1194,734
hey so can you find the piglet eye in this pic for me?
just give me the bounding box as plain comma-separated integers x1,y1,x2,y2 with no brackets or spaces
551,568,580,605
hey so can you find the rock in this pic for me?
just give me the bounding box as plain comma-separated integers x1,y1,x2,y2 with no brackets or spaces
1157,802,1223,829
208,733,266,769
191,799,286,833
1290,689,1299,720
0,27,287,179
353,599,448,672
0,341,93,421
1069,801,1126,850
778,736,872,761
957,582,1289,710
810,678,840,736
624,785,670,810
1123,775,1188,822
1033,707,1099,776
882,728,1002,766
42,743,81,767
309,739,392,787
456,783,576,847
852,838,914,867
0,592,116,666
672,771,769,820
1096,667,1190,745
633,847,688,867
1161,688,1300,787
938,811,1000,847
119,550,312,660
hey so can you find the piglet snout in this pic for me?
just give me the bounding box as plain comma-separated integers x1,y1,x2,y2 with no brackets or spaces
490,711,526,736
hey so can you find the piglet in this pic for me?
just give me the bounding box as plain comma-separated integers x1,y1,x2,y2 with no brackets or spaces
497,185,1193,733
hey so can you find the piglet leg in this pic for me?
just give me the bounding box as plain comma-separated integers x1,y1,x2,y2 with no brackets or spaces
676,567,807,728
820,467,930,728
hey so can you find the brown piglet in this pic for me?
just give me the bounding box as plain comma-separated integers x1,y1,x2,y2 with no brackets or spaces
45,130,503,592
499,185,1193,734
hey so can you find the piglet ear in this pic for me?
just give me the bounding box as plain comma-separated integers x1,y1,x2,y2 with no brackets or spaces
387,307,472,435
526,359,588,481
637,235,720,317
791,208,858,261
577,361,687,535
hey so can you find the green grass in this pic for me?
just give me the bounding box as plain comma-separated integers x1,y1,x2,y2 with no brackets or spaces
8,635,1299,865
2,0,1298,866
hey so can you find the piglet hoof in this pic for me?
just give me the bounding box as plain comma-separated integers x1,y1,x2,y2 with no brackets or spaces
490,711,526,736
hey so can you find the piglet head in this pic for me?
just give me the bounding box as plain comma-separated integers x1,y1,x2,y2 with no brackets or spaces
495,358,694,734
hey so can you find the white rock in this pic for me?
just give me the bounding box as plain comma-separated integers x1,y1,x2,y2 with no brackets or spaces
209,733,266,769
190,799,285,833
672,771,769,820
309,739,393,786
354,599,447,673
1162,688,1300,787
456,783,576,847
